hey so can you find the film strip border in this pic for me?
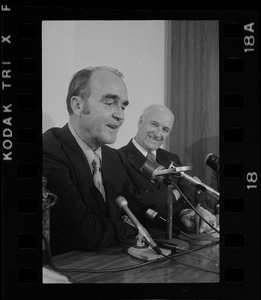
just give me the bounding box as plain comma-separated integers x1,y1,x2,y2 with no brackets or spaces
1,6,259,299
221,14,259,292
2,4,42,295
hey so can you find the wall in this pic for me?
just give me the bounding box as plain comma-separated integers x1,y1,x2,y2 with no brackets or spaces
42,20,166,149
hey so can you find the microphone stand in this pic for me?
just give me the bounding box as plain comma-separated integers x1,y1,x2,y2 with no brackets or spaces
214,199,220,227
140,159,219,248
154,179,189,251
166,184,173,240
161,178,220,247
194,185,204,234
214,172,220,227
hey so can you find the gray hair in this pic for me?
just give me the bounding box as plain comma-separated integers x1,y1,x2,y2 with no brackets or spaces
141,104,174,122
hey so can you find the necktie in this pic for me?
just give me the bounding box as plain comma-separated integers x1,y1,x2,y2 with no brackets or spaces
92,152,106,201
147,151,156,162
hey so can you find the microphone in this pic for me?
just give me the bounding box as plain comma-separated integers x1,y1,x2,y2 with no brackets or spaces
205,153,219,173
146,208,166,223
140,160,191,184
116,196,162,254
145,208,182,234
140,160,165,184
141,160,220,200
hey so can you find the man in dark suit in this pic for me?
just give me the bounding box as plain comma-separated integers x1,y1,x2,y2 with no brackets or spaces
119,104,217,233
43,67,145,255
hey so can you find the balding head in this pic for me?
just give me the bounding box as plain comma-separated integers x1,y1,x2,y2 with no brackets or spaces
141,105,174,124
66,66,124,115
67,66,128,149
135,104,174,151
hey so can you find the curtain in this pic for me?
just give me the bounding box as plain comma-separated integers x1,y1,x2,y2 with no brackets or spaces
166,20,219,208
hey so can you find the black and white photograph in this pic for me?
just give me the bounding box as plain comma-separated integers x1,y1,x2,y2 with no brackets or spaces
1,6,259,300
42,20,220,284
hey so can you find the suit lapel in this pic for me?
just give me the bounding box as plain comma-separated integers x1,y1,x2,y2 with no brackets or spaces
123,140,158,190
56,124,106,213
101,147,123,218
124,141,179,188
157,149,171,167
125,140,147,173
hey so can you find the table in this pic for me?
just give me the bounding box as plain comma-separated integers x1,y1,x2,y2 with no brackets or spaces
48,239,219,283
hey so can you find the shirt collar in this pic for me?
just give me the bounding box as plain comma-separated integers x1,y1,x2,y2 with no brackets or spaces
132,137,157,158
68,122,102,165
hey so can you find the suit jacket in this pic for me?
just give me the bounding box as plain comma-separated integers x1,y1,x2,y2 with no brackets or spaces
118,140,199,227
43,125,142,255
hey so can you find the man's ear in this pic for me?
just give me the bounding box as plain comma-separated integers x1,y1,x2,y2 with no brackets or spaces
70,96,83,117
137,116,143,128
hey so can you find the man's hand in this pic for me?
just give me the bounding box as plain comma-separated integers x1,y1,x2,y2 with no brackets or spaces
180,207,217,233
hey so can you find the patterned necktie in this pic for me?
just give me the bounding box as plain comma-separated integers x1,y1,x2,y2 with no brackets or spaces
92,152,106,201
147,151,156,162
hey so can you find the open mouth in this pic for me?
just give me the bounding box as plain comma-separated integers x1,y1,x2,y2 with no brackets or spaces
107,124,119,130
148,135,161,142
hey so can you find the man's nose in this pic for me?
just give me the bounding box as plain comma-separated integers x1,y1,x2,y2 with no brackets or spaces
112,107,124,121
153,127,162,137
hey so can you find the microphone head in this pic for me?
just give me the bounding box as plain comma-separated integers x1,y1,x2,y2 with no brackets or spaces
145,208,158,221
205,152,213,162
140,160,165,183
205,153,219,172
115,196,128,208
